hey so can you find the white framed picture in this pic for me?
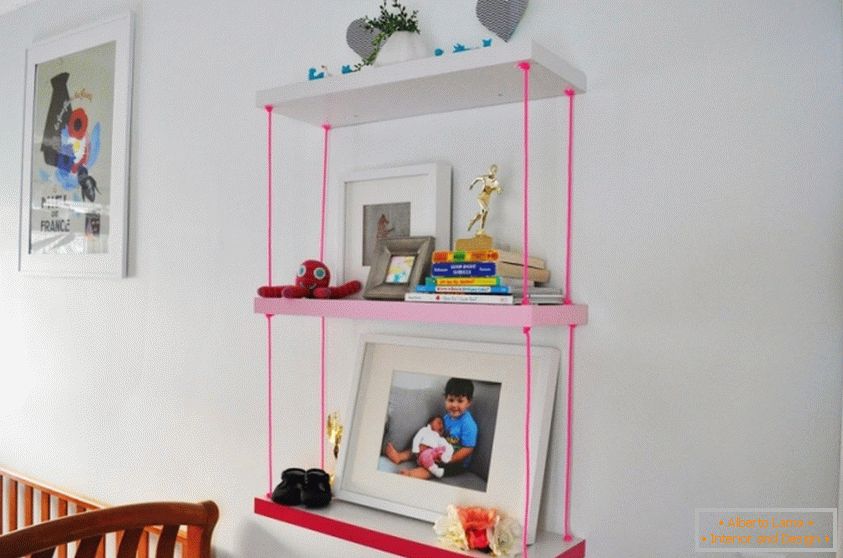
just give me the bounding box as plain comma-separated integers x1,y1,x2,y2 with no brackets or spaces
19,13,134,277
340,162,451,285
334,334,561,544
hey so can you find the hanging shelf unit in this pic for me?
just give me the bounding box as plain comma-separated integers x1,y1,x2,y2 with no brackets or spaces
254,41,587,558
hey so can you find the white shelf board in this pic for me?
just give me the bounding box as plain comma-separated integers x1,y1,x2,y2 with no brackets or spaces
257,41,586,128
253,297,588,327
255,497,585,558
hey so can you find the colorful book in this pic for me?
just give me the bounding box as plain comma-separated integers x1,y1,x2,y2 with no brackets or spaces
416,284,511,294
425,276,502,286
432,250,500,263
496,262,550,283
501,277,535,287
432,248,547,269
404,292,514,305
496,249,546,270
431,262,497,277
513,292,565,302
510,287,564,296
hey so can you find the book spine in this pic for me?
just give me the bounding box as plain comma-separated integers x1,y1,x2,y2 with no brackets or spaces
496,250,546,269
415,285,511,294
431,262,497,277
431,250,500,263
425,276,502,286
404,293,514,304
496,262,551,283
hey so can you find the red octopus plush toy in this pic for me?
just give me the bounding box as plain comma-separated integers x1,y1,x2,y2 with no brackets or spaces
258,259,361,299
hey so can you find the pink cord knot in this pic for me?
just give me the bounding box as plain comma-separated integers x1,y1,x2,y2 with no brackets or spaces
264,104,273,113
565,88,575,97
517,61,531,71
522,325,531,335
322,123,332,131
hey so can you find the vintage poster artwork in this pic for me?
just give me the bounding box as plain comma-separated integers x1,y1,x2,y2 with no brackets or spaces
362,202,410,266
28,40,116,256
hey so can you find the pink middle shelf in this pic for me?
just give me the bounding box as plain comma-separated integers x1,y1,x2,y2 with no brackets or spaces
253,297,588,327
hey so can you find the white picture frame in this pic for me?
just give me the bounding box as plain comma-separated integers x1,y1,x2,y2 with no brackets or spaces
334,334,561,544
19,13,134,277
340,162,451,285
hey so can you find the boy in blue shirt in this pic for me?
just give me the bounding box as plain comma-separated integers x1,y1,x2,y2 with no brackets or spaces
385,377,478,480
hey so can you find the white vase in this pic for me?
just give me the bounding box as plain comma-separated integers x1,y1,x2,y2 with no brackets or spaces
374,31,427,66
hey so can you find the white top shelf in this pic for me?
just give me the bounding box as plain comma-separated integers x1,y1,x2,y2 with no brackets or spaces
257,41,586,128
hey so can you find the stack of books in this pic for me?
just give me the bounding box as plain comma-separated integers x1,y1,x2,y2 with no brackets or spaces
404,249,556,305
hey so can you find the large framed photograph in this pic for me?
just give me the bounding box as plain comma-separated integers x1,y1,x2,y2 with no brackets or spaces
334,335,561,544
341,163,451,285
19,13,134,277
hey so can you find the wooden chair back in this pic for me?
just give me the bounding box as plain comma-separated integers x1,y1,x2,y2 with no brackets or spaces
0,501,218,558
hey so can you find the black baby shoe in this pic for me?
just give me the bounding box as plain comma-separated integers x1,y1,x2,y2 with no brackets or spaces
301,468,332,508
271,467,306,506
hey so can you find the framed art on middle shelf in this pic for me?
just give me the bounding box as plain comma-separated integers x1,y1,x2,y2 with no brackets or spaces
363,236,435,300
340,162,451,286
333,334,561,544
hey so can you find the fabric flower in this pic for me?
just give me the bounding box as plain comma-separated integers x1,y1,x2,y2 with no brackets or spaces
457,506,498,531
489,515,521,557
433,505,469,551
466,527,491,550
434,505,520,556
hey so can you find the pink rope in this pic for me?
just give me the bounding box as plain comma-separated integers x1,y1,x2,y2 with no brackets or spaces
320,317,326,470
518,62,531,304
522,326,533,557
564,90,575,304
264,105,275,497
265,105,273,286
266,314,274,497
562,89,577,542
319,124,331,261
564,325,576,541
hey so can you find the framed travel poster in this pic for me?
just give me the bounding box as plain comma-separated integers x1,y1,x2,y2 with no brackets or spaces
19,13,134,277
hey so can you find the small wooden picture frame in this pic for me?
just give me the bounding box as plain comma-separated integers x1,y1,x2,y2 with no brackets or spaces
363,236,434,300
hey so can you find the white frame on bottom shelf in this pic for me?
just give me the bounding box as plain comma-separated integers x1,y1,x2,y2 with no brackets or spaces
254,497,585,558
334,335,560,544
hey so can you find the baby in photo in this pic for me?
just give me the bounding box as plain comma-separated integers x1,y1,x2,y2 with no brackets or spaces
406,415,454,478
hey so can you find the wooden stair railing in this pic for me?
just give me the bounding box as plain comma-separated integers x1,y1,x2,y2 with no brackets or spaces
0,469,212,558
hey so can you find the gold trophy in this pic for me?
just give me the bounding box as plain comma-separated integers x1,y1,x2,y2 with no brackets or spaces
455,164,502,251
326,412,344,484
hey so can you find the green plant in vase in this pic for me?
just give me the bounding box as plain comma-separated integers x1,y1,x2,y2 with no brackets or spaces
355,0,420,69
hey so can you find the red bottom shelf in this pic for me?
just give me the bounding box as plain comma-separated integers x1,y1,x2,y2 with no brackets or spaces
255,496,585,557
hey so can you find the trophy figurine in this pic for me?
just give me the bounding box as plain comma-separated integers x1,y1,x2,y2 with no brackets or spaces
326,412,344,483
455,164,502,251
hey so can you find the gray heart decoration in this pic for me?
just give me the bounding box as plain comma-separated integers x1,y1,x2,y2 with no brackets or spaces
476,0,528,42
346,17,378,60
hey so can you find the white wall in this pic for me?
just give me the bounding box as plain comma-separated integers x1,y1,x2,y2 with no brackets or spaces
1,1,841,557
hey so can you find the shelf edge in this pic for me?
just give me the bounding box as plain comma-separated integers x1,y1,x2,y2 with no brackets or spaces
253,297,588,327
254,496,585,558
